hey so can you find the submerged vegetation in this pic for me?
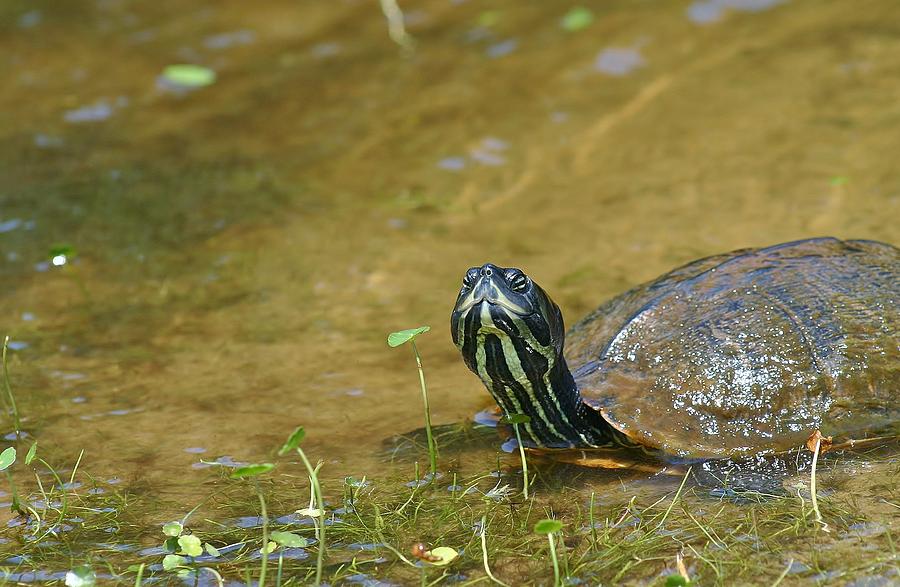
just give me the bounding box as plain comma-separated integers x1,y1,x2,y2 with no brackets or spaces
0,332,897,585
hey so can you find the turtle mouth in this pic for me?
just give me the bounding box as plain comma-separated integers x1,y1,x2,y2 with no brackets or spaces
454,278,531,316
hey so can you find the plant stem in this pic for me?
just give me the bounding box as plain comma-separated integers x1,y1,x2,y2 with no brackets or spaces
810,436,829,532
410,341,437,477
589,492,598,550
255,481,269,587
512,423,529,499
548,531,561,587
480,516,510,587
1,336,21,437
297,448,325,586
134,563,145,587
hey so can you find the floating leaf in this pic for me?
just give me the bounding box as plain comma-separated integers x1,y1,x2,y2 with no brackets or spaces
666,575,690,587
296,507,324,517
162,521,183,537
162,554,186,571
270,531,309,548
204,543,221,557
164,537,180,552
534,519,563,534
426,546,459,566
477,11,500,27
24,442,37,465
561,7,594,31
178,534,203,557
260,540,277,554
162,64,216,88
499,413,531,425
0,447,16,471
387,326,431,347
64,565,96,587
230,463,275,479
278,426,306,455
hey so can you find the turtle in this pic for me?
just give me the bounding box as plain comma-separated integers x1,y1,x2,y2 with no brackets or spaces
450,237,900,468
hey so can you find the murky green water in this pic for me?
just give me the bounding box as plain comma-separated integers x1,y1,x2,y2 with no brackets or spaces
1,0,899,584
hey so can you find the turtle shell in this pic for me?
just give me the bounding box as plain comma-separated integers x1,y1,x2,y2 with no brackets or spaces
565,238,900,459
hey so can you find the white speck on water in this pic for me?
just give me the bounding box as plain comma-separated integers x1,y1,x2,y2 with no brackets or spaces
594,47,645,76
311,42,341,58
18,10,41,29
438,156,466,171
21,313,35,321
51,254,67,266
687,0,787,24
71,397,87,403
203,29,256,50
6,341,28,351
64,101,114,123
0,219,21,233
486,39,517,58
34,134,64,148
184,447,207,454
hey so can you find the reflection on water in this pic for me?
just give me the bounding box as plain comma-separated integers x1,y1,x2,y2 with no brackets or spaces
0,0,899,580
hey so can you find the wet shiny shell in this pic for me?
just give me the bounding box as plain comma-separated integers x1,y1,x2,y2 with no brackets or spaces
566,238,900,459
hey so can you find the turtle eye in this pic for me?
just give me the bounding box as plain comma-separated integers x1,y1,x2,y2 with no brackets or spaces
508,271,529,293
462,268,479,289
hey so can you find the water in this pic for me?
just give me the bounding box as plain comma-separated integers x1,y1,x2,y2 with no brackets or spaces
1,0,899,582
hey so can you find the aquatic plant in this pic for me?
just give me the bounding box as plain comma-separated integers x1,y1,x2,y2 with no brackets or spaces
279,426,326,586
534,518,564,586
499,413,531,499
388,326,438,477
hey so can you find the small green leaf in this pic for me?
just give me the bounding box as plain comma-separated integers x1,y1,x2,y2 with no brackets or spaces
279,426,306,456
666,575,690,587
64,565,96,587
830,176,849,186
534,519,563,534
162,64,216,88
387,326,431,347
0,447,16,472
270,531,309,548
296,507,324,518
477,11,500,27
162,554,186,571
204,543,221,557
24,442,37,465
164,537,180,552
162,521,183,537
260,540,278,554
499,413,531,425
230,463,275,479
178,534,203,557
561,7,594,31
427,546,459,566
49,244,77,259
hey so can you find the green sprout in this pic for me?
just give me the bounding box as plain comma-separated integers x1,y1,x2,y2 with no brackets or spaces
534,519,564,586
1,336,21,438
387,326,438,477
231,462,275,587
499,413,531,499
280,426,326,586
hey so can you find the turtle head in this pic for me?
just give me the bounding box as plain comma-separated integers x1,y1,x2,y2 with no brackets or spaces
450,264,618,449
450,263,565,382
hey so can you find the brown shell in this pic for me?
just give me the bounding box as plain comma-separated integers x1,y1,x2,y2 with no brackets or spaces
565,238,900,459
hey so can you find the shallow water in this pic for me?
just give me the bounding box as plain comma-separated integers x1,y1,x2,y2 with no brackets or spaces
1,0,899,583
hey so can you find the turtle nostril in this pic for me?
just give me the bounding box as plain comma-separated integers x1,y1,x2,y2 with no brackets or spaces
481,266,493,277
